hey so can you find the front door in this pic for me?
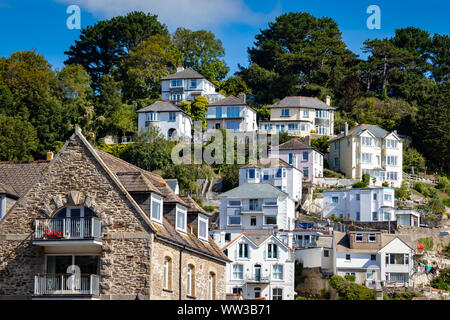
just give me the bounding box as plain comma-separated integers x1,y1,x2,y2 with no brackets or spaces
254,265,261,281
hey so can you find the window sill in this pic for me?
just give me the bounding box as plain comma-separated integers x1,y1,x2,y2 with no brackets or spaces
186,295,197,300
163,289,173,293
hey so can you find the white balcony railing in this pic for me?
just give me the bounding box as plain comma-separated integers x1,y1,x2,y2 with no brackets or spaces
34,217,101,240
34,274,100,296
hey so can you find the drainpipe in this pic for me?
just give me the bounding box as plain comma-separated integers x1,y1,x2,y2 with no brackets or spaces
179,247,183,300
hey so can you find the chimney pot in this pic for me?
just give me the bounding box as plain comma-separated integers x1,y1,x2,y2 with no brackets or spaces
177,65,184,72
238,92,246,103
47,151,54,161
325,95,331,106
344,122,349,137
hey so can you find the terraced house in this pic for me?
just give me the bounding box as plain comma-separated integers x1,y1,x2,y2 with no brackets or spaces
259,96,336,136
0,126,228,300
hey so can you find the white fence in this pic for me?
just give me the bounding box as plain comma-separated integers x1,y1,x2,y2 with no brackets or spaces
34,274,100,296
34,217,101,240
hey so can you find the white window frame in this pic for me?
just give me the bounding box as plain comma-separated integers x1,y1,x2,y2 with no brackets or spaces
232,264,243,280
175,205,187,233
355,233,363,242
272,264,283,280
170,79,183,88
150,194,163,223
198,215,209,241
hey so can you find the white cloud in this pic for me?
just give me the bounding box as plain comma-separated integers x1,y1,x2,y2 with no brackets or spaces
55,0,279,31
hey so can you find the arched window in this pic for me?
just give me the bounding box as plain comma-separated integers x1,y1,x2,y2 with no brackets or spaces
54,207,96,218
48,207,99,239
208,272,216,300
164,257,172,291
187,264,195,297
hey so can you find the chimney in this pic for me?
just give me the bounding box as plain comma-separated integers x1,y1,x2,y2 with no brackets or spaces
176,65,184,72
46,151,54,161
304,136,311,146
344,122,349,137
325,95,331,106
238,92,246,103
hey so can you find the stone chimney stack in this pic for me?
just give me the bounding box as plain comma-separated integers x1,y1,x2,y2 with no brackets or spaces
344,122,349,137
176,65,184,72
325,95,331,106
238,92,246,103
46,151,54,161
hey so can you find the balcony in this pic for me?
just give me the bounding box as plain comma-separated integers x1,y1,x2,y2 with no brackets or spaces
34,274,100,298
33,217,102,247
244,274,270,284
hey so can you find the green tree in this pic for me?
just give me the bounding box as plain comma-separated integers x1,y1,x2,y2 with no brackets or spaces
216,75,250,97
311,136,329,154
430,268,450,291
172,28,229,81
403,141,427,173
0,114,38,161
65,11,168,91
190,96,209,129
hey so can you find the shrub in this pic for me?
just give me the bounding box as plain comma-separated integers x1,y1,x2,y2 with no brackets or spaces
352,181,367,188
430,268,450,291
382,181,389,187
344,274,356,282
437,176,450,193
329,275,376,300
415,182,425,194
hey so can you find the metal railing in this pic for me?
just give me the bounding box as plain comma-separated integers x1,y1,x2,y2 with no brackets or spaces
34,217,101,240
244,274,270,283
34,274,100,296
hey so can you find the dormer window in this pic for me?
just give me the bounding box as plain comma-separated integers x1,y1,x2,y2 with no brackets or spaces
151,194,163,223
355,233,363,242
368,233,377,242
176,206,187,232
198,215,209,241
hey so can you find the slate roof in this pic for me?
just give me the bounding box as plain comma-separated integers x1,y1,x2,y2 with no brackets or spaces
269,96,336,110
245,233,272,247
165,179,179,193
334,231,415,253
0,183,19,199
219,183,290,199
207,95,246,107
161,68,206,80
329,124,390,142
0,161,50,197
240,158,297,170
136,101,190,118
179,194,211,217
116,172,161,194
271,138,315,151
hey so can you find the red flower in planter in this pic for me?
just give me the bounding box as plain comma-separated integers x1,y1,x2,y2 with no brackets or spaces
43,231,63,239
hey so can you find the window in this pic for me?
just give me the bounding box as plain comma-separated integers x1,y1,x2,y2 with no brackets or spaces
386,254,409,265
171,94,182,101
190,80,197,88
334,157,339,168
386,172,398,181
371,254,376,261
356,234,363,242
264,199,277,206
225,233,231,241
273,288,283,300
276,168,282,178
272,265,283,280
303,167,309,179
226,121,240,131
228,216,241,226
228,200,241,206
369,234,376,242
372,212,378,221
208,272,216,300
366,271,374,280
302,151,308,161
324,250,329,257
164,257,172,290
151,197,162,222
267,243,278,258
386,156,398,166
169,112,176,122
356,194,360,201
361,136,373,146
315,110,329,119
361,153,372,164
384,194,392,201
288,153,294,165
332,196,339,203
170,79,183,87
215,107,222,118
386,273,409,283
303,109,309,117
356,212,360,221
238,243,249,258
250,216,257,226
198,216,208,241
146,112,158,121
386,139,398,149
373,193,377,201
254,287,261,298
288,123,298,131
176,209,186,232
248,168,255,179
227,107,240,118
384,211,390,221
281,109,290,117
249,199,259,211
264,216,277,225
232,287,243,295
316,125,328,135
346,254,351,261
300,123,308,132
232,264,243,279
263,170,270,181
187,264,195,297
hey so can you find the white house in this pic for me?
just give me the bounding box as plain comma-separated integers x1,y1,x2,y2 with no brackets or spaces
161,66,224,103
323,187,396,222
294,234,334,275
259,96,336,137
334,231,415,288
206,94,257,133
136,101,192,141
221,232,295,300
211,183,296,248
328,123,403,188
238,158,302,203
269,137,323,183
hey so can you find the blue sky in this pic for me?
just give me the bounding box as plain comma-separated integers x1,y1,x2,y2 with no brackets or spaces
0,0,448,75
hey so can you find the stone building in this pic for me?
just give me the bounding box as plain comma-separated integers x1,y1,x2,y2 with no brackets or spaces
0,126,228,300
